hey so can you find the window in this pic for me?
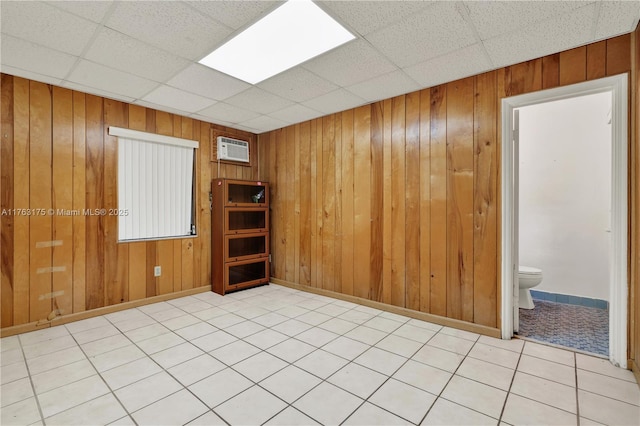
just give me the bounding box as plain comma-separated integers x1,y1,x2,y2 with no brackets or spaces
108,126,198,241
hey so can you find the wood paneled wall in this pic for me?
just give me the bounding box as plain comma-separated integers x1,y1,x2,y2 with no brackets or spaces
258,34,634,331
0,74,258,328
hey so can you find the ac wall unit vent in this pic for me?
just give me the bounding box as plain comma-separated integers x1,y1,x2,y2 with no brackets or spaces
217,136,249,163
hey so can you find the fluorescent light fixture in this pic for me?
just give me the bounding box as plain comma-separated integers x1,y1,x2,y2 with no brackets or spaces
199,0,355,84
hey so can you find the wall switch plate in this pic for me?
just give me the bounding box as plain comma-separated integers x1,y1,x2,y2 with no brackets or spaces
154,266,161,277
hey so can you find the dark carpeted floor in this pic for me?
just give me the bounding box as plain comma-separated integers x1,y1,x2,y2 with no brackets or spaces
518,299,608,356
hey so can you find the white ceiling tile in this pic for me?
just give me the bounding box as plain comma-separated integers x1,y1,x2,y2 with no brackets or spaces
258,68,338,103
318,1,434,36
105,1,232,60
187,1,283,30
302,88,366,115
346,70,421,103
167,64,250,101
404,44,492,89
464,0,591,41
1,65,63,87
365,2,477,69
239,115,288,133
1,34,77,80
303,39,397,87
61,81,135,104
0,1,97,56
84,28,189,82
269,104,323,125
197,102,261,123
48,0,114,23
142,85,216,114
484,4,596,69
225,88,294,115
595,1,640,40
66,60,159,99
190,115,236,129
229,124,262,134
133,99,193,118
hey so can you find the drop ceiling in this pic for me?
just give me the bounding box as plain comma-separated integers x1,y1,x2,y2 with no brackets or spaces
1,1,638,134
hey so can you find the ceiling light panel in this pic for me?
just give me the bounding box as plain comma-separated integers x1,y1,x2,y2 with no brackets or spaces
199,0,355,84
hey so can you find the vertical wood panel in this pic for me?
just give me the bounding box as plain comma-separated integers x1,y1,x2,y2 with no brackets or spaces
382,99,392,304
274,129,286,279
72,91,86,313
29,81,53,321
405,91,421,311
542,53,560,89
559,46,587,86
104,100,128,305
198,122,211,287
391,96,406,307
267,131,278,279
309,122,318,287
299,122,312,285
1,74,14,327
419,89,431,313
586,41,606,80
85,95,104,310
510,60,542,96
495,67,508,328
474,72,498,328
13,77,30,325
341,110,355,296
294,124,302,285
322,115,335,292
52,87,74,316
430,86,447,317
353,106,371,299
606,34,631,76
334,116,343,294
446,78,475,321
370,102,384,302
316,120,324,289
285,125,295,283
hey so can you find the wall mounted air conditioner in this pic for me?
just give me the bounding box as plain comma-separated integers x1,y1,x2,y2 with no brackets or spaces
217,136,250,163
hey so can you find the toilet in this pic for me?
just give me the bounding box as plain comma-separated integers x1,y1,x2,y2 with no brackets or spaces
519,266,543,309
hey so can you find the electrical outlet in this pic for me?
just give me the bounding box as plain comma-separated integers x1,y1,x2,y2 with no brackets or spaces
154,266,161,277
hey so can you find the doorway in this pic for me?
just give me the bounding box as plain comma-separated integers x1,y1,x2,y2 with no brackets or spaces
516,92,611,356
500,74,628,368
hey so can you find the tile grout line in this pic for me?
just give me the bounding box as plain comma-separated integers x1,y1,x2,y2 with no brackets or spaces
416,334,496,425
15,334,47,425
496,340,525,425
575,351,581,426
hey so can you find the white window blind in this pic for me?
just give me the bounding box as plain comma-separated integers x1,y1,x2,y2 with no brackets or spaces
109,127,199,241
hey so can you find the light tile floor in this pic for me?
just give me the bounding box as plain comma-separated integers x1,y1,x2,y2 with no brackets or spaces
1,284,639,426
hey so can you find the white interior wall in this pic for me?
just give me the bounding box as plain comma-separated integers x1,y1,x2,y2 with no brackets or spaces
518,91,612,301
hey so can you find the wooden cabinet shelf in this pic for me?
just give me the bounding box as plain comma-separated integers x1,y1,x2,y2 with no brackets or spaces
212,179,269,295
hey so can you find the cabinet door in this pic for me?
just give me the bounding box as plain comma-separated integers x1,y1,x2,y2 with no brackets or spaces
223,179,269,207
225,233,269,262
225,208,268,234
225,258,269,290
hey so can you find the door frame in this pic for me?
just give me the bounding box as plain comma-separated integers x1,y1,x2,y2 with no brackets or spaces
500,74,629,368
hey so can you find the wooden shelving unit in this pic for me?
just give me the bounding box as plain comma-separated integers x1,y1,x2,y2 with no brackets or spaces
211,178,270,295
